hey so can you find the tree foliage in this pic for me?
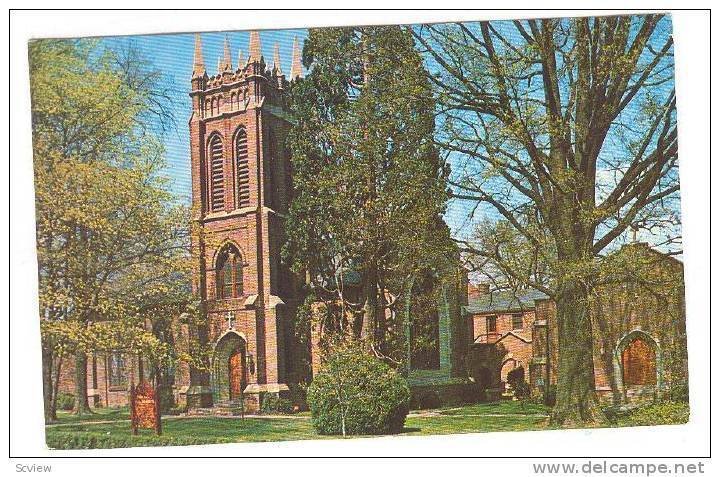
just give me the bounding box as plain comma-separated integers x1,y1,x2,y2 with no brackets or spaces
30,39,191,420
283,26,454,361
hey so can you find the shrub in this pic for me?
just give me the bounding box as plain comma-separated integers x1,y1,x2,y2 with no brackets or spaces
307,344,411,436
617,401,690,427
158,385,176,413
413,390,441,410
56,392,75,411
530,385,556,406
260,394,295,414
669,383,689,403
507,367,530,399
513,380,531,399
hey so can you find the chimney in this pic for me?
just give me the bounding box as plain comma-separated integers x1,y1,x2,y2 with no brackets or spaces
468,282,490,301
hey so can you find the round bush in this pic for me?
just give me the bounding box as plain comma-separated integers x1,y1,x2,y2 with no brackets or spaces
307,346,410,436
260,394,295,414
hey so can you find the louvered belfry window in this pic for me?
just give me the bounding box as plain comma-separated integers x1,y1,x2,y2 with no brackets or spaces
209,135,225,212
235,128,250,208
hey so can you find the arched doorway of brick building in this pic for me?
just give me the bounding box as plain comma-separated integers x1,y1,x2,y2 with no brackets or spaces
614,329,662,402
500,358,517,392
211,331,248,404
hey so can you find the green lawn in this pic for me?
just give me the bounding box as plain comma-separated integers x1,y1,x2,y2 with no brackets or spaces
55,407,130,423
45,400,689,449
45,401,550,449
436,400,550,416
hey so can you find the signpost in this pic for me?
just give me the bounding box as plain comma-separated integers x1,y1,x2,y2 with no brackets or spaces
130,381,162,436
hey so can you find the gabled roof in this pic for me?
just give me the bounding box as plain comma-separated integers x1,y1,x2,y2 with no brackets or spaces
464,288,548,314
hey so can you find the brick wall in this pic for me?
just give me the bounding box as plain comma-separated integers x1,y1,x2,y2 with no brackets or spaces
55,353,141,408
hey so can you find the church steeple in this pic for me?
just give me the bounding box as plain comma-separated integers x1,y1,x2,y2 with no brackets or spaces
272,43,283,75
290,36,303,80
237,49,245,69
219,35,233,73
192,33,206,78
187,27,301,411
248,31,263,63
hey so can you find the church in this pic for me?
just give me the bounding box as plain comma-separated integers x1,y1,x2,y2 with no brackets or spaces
55,32,688,414
180,32,306,411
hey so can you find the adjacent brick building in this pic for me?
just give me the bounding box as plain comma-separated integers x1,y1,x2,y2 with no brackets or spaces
465,243,688,405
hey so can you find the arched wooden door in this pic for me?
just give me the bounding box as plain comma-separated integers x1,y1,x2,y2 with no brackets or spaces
622,338,657,385
228,347,246,401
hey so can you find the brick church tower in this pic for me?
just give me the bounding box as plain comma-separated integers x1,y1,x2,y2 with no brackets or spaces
186,32,304,411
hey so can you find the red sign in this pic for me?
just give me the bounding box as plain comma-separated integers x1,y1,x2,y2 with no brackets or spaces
130,381,162,435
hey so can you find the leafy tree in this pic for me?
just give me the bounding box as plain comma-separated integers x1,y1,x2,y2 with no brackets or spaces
283,26,454,362
414,15,679,425
30,39,190,421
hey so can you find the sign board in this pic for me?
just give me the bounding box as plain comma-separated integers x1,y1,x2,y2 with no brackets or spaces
130,381,162,435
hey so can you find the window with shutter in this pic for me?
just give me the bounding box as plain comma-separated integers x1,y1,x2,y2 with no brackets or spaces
209,135,225,212
235,128,250,208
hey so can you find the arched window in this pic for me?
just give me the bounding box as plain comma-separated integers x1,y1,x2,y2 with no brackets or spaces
216,244,244,299
622,337,657,386
235,128,250,208
208,134,225,212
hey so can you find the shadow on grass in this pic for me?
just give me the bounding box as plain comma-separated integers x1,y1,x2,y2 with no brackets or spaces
400,427,422,433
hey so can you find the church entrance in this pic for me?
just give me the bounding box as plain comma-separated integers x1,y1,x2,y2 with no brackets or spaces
211,332,247,404
228,347,245,401
622,337,657,386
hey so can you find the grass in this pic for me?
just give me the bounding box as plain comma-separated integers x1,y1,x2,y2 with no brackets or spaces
45,400,551,449
54,407,130,424
436,400,550,416
45,400,689,449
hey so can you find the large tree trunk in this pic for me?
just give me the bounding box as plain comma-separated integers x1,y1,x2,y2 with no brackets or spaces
550,280,604,426
72,351,92,415
362,264,379,345
41,344,56,423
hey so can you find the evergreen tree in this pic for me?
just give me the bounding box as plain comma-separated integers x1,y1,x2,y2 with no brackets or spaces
284,26,454,361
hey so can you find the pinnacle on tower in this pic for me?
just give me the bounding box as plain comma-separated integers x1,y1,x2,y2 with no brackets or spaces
290,36,303,80
248,31,263,63
192,33,206,78
219,35,233,72
237,49,245,68
273,43,283,74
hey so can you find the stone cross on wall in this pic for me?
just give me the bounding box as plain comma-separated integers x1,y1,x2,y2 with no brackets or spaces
226,311,235,330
